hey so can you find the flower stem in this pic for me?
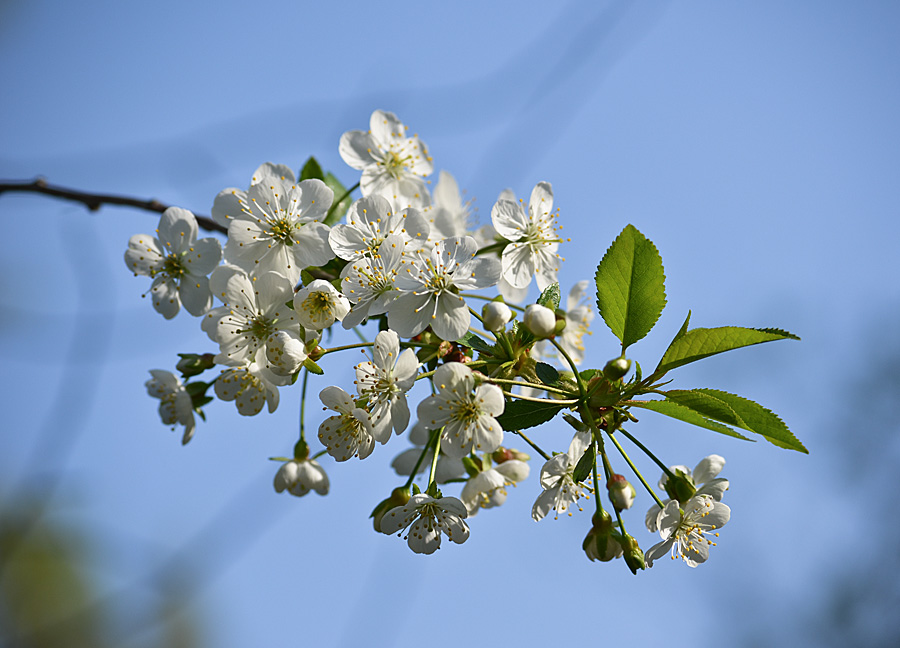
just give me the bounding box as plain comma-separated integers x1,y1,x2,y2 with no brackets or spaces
500,389,578,405
427,430,442,488
512,430,550,461
460,292,525,312
606,431,665,509
618,427,677,481
486,376,574,397
591,439,605,515
299,369,309,442
548,337,586,399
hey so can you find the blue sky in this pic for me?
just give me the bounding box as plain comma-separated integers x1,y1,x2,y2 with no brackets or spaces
2,1,899,646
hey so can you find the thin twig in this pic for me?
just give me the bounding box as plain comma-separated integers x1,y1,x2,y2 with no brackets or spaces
0,177,226,234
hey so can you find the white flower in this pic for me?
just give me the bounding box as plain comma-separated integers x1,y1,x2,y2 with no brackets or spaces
214,362,281,416
460,459,530,515
339,109,433,209
390,421,466,484
274,459,330,497
532,431,593,521
379,493,469,554
339,236,404,329
145,370,196,444
125,207,222,319
490,182,562,292
645,454,729,532
428,170,473,240
328,194,430,261
355,329,418,441
215,163,335,284
202,266,301,370
317,386,376,462
389,236,500,341
417,363,505,460
524,304,556,338
645,495,731,568
265,330,309,376
293,279,351,330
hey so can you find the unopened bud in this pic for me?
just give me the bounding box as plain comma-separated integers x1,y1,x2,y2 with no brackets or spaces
663,470,697,504
524,304,556,338
293,439,309,461
492,447,530,464
618,534,646,574
482,301,512,332
371,486,411,533
176,353,216,378
603,357,631,380
583,511,622,562
607,474,636,511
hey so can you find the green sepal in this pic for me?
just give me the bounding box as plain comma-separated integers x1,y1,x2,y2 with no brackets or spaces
323,172,353,226
665,388,807,453
299,156,325,181
411,483,422,495
594,224,667,352
192,396,214,408
537,282,561,311
496,399,564,431
627,399,752,441
655,325,800,375
184,381,210,397
461,456,481,478
535,362,560,385
572,444,596,484
302,358,324,375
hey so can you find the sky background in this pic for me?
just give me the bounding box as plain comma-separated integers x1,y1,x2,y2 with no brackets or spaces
2,1,899,646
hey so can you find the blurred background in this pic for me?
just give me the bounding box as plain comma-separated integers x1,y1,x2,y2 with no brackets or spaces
1,1,899,646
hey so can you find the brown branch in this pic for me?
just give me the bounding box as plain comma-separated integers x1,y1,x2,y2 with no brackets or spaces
0,177,227,235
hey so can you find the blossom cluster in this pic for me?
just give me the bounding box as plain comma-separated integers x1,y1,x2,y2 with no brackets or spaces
127,108,749,567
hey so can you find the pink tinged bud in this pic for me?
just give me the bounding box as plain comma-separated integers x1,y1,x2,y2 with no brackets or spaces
607,473,636,511
482,301,512,332
524,304,556,338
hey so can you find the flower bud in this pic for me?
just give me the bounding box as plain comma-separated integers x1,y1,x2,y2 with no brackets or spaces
603,357,631,380
176,353,216,378
371,486,411,533
607,473,636,511
618,533,646,574
492,447,530,464
482,301,512,332
582,511,623,562
266,331,308,376
663,470,697,504
524,304,556,338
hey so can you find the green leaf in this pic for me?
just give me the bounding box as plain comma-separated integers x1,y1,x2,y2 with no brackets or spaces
496,399,564,431
302,357,324,375
594,225,666,351
655,326,800,375
299,156,325,181
535,362,560,385
628,399,752,441
537,282,561,311
323,172,353,226
572,444,596,484
666,388,807,453
456,332,494,355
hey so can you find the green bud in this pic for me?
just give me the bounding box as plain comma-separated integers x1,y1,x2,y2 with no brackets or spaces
176,353,216,378
371,486,411,533
663,470,697,504
603,357,632,380
292,439,309,461
618,534,646,575
583,511,621,562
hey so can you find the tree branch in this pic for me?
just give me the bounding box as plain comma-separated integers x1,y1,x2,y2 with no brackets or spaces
0,177,226,234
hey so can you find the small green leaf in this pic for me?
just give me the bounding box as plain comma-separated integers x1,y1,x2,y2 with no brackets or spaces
572,444,596,484
299,156,325,181
666,388,807,453
302,358,324,375
497,400,564,431
655,326,800,375
535,362,560,385
594,225,666,352
323,172,353,226
537,282,561,311
628,399,752,441
456,332,494,355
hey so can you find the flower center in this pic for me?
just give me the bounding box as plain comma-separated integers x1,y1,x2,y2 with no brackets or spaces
269,218,295,245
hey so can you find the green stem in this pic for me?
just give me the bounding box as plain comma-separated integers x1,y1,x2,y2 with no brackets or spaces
591,439,604,514
500,389,578,406
512,430,550,461
428,430,442,488
548,337,587,399
299,369,309,442
607,432,664,509
325,181,360,222
403,429,439,489
487,376,574,397
460,293,525,312
618,428,677,481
